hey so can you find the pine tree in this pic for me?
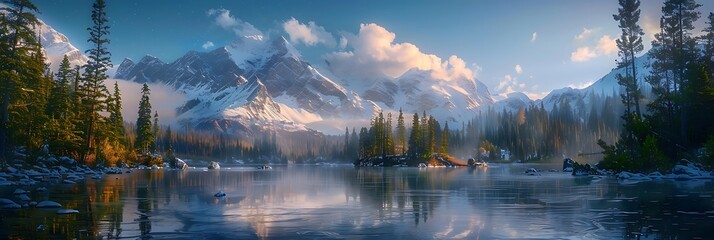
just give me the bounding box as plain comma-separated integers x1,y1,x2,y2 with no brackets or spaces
107,81,125,144
46,55,82,156
80,0,112,163
343,127,349,157
703,12,714,76
440,122,449,154
396,108,407,154
135,83,154,154
427,116,436,156
613,0,646,163
0,0,40,162
647,0,701,157
408,113,421,158
614,0,645,117
385,112,393,155
152,111,159,153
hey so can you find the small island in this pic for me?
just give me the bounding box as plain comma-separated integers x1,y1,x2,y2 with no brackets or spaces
350,110,468,167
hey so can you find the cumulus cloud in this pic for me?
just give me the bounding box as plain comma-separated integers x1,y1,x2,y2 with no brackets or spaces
324,23,474,81
338,36,348,48
570,47,598,62
207,8,263,40
282,17,336,47
202,41,214,49
106,79,186,127
530,32,538,42
596,35,617,55
515,64,523,74
575,28,593,40
497,74,513,91
570,35,617,62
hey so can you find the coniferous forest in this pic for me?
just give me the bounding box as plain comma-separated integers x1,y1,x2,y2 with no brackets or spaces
1,0,714,173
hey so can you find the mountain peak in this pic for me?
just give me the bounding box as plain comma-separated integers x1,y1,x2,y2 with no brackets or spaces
36,18,88,72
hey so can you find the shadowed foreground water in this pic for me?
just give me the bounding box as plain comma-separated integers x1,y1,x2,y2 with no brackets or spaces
1,164,713,239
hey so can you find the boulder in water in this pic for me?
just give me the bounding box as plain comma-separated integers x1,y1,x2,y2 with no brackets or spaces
214,191,226,197
562,158,575,172
176,158,189,170
208,161,220,170
671,159,710,179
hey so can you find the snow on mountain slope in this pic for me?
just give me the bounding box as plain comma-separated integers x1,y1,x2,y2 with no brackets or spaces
115,37,378,133
37,19,88,71
492,52,652,112
491,92,533,112
359,68,494,124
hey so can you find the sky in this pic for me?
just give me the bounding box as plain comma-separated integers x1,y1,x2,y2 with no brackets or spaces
34,0,714,100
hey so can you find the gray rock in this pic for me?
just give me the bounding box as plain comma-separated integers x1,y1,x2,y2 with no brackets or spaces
208,161,220,170
18,194,30,201
36,200,62,208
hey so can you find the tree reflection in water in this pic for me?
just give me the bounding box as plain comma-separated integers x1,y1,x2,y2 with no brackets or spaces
1,165,713,239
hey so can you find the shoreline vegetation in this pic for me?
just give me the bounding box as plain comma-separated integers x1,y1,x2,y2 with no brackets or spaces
353,153,467,167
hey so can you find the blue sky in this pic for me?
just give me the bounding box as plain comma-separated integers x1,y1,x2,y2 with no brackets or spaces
35,0,714,99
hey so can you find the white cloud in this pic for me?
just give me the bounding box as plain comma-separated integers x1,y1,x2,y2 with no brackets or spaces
570,47,598,62
324,23,475,81
207,8,263,40
570,35,617,62
282,17,336,47
497,74,513,90
202,41,214,49
575,28,593,40
105,79,186,127
338,36,348,49
530,32,538,42
596,35,617,55
515,64,523,74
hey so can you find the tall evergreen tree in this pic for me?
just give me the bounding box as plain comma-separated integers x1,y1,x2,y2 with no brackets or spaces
613,0,646,163
440,122,449,154
396,108,407,154
343,127,349,157
703,12,714,76
407,113,421,158
135,83,153,154
107,81,125,144
80,0,112,163
46,55,81,156
647,0,701,157
0,0,40,162
152,111,159,153
614,0,645,117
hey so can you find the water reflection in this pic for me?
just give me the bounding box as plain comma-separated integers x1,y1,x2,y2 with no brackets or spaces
0,164,713,239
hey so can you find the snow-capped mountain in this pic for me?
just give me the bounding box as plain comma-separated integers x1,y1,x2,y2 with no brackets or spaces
37,19,88,71
115,37,381,133
357,69,494,123
493,52,652,112
491,92,532,112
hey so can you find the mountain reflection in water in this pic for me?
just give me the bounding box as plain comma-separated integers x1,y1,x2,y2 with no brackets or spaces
1,164,713,239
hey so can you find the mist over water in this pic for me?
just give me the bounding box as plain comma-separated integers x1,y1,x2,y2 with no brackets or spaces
2,164,713,239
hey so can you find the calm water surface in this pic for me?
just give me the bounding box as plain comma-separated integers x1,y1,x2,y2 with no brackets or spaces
1,163,714,239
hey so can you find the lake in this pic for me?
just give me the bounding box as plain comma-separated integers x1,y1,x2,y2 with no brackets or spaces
1,163,713,239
